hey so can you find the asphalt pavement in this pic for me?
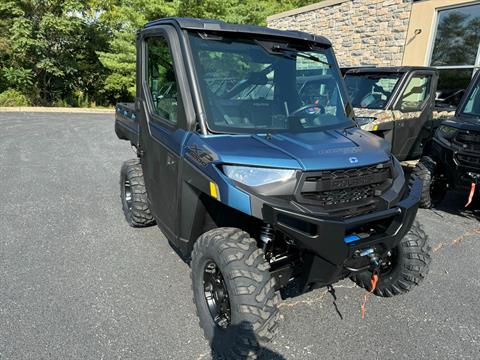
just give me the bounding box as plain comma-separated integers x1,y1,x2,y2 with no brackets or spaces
1,112,479,360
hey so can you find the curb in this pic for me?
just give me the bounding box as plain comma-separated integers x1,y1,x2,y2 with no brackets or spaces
0,107,114,114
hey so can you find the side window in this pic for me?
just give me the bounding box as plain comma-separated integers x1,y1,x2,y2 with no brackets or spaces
464,86,480,114
146,37,178,124
397,75,432,111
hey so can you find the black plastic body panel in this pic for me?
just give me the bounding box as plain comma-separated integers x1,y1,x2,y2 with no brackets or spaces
262,179,422,289
431,126,480,189
428,71,480,189
144,17,331,46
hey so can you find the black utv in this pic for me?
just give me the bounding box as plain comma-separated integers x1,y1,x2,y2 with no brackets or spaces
115,18,431,358
411,71,480,208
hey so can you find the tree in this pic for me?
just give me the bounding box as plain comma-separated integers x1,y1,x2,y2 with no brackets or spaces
96,0,178,101
0,0,320,105
0,0,109,105
98,0,319,101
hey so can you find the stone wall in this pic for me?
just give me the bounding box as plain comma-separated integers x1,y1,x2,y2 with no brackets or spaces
267,0,413,67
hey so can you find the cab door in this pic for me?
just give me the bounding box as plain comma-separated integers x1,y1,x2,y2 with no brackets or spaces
136,27,194,240
391,71,437,160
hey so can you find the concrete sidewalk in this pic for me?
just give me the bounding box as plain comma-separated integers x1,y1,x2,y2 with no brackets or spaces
0,106,114,114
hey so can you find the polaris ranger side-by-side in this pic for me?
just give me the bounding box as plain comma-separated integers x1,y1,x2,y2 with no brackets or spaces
343,67,461,208
410,71,480,208
344,67,448,162
115,18,431,358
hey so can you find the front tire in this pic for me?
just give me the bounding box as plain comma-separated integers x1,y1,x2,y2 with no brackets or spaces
191,228,281,359
409,156,447,208
120,159,156,227
351,221,431,297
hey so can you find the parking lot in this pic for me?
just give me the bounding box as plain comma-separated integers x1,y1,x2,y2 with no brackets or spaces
1,112,479,360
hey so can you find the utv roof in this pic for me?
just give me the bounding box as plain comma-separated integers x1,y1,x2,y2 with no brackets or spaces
144,17,331,46
346,66,437,74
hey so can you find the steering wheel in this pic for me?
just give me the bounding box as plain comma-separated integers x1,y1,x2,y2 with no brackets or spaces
360,94,385,109
288,104,325,118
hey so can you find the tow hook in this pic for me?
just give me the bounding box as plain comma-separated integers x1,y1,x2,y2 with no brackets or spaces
358,248,381,319
465,172,479,207
359,248,381,270
346,248,381,273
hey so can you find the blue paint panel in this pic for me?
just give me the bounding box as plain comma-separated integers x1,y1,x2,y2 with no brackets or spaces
344,234,361,244
200,128,390,172
211,164,252,215
183,134,252,215
182,126,393,217
202,134,302,169
225,184,252,215
150,121,189,154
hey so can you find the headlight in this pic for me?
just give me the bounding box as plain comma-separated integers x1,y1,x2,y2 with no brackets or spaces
222,165,296,187
355,117,376,126
437,125,458,140
436,125,458,146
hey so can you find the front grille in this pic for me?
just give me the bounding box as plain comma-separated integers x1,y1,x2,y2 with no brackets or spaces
302,185,375,205
453,130,480,169
295,162,393,217
456,153,480,168
453,130,480,153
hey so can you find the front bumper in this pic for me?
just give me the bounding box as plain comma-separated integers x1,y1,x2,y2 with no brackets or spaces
432,139,480,189
262,179,422,288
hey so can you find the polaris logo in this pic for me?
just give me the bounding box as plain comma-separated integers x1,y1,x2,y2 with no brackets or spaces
349,157,359,164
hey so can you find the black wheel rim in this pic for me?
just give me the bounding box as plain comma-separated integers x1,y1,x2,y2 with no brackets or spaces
203,260,231,329
124,179,133,210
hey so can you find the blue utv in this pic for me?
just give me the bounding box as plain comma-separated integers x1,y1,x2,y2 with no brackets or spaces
115,18,431,358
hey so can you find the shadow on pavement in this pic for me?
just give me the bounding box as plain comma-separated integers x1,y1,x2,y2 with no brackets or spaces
211,321,286,360
430,190,480,220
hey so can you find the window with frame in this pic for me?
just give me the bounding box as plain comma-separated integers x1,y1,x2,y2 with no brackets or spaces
344,73,402,110
430,3,480,108
146,37,178,124
397,75,431,112
189,32,352,133
462,78,480,117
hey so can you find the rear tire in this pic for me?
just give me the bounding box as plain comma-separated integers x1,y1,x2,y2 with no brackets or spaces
120,159,156,227
191,228,281,359
351,221,431,297
409,156,447,208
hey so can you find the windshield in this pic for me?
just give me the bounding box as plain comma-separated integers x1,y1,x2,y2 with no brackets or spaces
344,73,401,110
460,76,480,118
188,33,353,134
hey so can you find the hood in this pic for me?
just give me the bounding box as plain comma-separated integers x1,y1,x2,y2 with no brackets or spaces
353,108,385,118
202,128,391,171
442,116,480,131
353,108,394,131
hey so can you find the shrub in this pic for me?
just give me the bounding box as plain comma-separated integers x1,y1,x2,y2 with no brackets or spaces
0,89,31,107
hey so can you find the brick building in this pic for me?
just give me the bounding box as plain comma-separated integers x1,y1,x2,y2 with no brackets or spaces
268,0,480,107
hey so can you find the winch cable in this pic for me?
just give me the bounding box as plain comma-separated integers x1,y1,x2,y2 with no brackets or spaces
361,271,379,320
465,174,478,208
